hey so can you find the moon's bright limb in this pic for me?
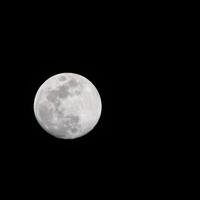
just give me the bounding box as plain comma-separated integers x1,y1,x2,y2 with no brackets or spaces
33,73,102,139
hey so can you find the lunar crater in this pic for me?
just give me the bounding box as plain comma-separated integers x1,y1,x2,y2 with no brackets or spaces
58,76,67,82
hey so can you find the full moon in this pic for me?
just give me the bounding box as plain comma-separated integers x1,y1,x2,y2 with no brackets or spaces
33,73,102,139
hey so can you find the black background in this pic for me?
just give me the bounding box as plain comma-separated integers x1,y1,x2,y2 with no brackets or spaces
0,13,178,193
0,3,186,197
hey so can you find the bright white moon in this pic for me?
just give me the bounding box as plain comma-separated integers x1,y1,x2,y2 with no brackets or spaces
33,73,102,139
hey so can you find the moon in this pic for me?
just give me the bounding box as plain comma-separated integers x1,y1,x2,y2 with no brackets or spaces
33,73,102,139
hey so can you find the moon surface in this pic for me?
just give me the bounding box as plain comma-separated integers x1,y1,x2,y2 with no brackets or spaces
33,73,102,139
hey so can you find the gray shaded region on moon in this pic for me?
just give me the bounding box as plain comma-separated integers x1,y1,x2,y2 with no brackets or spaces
46,77,79,101
37,77,83,138
58,75,67,82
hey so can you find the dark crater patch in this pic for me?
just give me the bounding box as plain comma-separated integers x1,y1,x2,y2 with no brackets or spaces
64,115,79,125
38,104,53,125
63,114,80,134
68,78,79,88
59,76,67,82
46,90,59,103
48,114,80,137
46,79,80,103
46,83,70,103
57,83,70,98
